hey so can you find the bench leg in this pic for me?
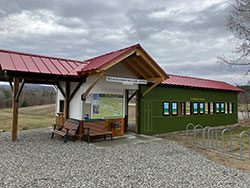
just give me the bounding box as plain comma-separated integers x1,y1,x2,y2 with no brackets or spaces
111,134,113,141
104,135,106,140
84,134,90,144
51,132,54,139
64,135,68,143
88,134,90,144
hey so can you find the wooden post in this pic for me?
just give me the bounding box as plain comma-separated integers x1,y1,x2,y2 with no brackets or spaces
12,78,19,141
64,81,70,120
135,90,140,134
124,90,129,132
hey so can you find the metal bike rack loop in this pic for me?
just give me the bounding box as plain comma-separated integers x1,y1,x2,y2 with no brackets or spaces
202,126,211,147
221,128,232,153
194,124,203,144
186,123,195,142
239,131,250,160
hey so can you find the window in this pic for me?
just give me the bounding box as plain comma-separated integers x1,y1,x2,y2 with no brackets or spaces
59,100,64,113
205,102,209,114
229,102,233,113
199,102,205,114
221,102,225,113
186,102,191,115
193,102,198,115
181,102,186,115
171,102,178,115
210,103,214,114
163,102,170,116
215,102,220,113
225,103,228,114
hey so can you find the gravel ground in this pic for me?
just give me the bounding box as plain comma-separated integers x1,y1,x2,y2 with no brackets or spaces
0,128,250,188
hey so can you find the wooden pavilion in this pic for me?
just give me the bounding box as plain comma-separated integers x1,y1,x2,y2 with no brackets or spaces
0,44,168,141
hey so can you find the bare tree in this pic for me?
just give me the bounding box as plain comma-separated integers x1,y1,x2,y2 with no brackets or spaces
218,0,250,74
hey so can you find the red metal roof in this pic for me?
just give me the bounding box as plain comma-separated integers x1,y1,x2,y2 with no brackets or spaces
0,44,243,92
80,44,140,73
162,74,243,92
0,49,85,76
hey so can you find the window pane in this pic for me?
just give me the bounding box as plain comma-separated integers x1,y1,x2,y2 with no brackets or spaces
193,102,198,114
59,100,64,113
205,102,209,114
186,102,190,115
225,103,228,114
200,102,205,114
216,102,220,113
221,102,225,113
210,103,214,114
163,102,170,116
229,103,233,113
172,102,178,115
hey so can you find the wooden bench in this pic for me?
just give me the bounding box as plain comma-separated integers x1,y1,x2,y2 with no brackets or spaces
51,118,81,143
84,120,113,142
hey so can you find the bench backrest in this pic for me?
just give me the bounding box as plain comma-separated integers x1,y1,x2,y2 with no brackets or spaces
62,118,80,136
84,120,107,133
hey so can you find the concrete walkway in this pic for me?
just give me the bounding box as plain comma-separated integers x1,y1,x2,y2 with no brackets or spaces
92,132,163,147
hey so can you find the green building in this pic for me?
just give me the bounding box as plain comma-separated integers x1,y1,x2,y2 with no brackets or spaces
138,74,242,134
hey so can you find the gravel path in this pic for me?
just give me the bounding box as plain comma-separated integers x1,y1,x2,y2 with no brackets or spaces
0,128,250,188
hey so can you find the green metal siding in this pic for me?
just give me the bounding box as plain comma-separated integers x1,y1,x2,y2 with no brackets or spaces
138,85,238,134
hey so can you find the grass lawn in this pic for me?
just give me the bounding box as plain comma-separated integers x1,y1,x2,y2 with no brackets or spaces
0,104,55,131
159,119,250,172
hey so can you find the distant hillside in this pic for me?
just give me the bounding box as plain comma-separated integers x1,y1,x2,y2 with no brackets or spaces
0,84,56,108
0,84,55,91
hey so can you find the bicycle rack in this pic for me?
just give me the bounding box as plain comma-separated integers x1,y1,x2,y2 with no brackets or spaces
207,127,214,148
186,123,195,142
194,124,203,144
202,126,211,147
221,128,232,153
239,131,250,160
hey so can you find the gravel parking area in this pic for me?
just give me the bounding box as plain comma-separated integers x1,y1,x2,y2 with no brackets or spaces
0,128,250,188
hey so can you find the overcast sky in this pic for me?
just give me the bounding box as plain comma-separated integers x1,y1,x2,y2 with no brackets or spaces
0,0,249,85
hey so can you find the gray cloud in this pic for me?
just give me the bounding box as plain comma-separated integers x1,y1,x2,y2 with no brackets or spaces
0,0,248,85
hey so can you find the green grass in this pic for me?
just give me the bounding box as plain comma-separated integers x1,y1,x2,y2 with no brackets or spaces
0,104,55,131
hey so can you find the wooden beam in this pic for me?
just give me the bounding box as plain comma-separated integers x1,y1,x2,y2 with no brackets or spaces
69,82,83,102
5,70,87,83
124,90,129,132
123,60,142,78
145,77,163,83
12,78,19,141
9,81,13,92
100,50,136,71
64,81,70,120
136,49,167,79
128,91,136,102
142,81,161,97
15,79,25,103
56,83,66,98
132,57,156,78
126,59,149,78
81,72,105,100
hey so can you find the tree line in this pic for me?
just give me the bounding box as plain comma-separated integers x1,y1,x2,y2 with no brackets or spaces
0,85,56,108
